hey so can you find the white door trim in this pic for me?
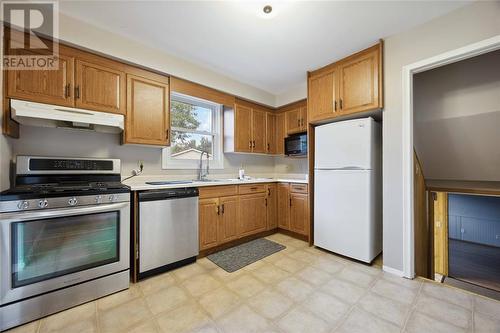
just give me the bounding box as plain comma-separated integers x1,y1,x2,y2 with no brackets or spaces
401,35,500,279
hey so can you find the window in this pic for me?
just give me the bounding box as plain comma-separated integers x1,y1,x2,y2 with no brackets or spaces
162,92,223,169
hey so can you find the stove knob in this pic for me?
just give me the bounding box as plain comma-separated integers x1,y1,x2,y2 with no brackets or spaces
95,195,103,204
38,199,48,209
108,194,116,202
68,197,78,206
17,201,29,210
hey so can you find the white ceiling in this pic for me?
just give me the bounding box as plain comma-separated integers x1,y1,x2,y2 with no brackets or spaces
59,1,470,96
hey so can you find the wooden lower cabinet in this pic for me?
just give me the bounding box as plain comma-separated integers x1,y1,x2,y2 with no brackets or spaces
266,184,277,230
239,193,267,236
199,198,220,251
218,196,239,243
277,183,309,236
290,193,309,236
198,184,277,251
277,183,290,229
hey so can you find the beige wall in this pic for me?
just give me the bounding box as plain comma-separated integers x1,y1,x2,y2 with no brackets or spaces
414,49,500,181
383,1,500,272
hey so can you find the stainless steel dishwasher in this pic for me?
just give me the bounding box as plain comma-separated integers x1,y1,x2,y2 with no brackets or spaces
138,187,199,279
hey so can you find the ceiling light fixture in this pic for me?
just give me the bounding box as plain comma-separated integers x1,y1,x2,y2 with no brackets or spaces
263,5,272,14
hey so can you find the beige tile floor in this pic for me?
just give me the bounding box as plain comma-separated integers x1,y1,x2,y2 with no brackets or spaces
6,233,500,333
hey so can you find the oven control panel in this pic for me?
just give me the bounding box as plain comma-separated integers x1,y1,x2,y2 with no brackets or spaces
0,193,130,213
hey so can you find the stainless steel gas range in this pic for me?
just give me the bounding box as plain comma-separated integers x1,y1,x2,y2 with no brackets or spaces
0,156,130,330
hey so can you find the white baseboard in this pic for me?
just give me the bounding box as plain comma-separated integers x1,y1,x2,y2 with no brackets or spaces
382,265,405,277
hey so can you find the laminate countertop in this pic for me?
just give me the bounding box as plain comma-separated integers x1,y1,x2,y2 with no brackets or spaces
123,176,308,191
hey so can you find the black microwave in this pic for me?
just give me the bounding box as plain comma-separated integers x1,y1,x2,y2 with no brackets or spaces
285,133,307,156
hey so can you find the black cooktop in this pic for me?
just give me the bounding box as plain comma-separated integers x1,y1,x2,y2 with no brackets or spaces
0,181,130,201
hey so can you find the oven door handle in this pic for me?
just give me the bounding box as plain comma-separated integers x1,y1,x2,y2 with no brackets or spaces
0,202,130,223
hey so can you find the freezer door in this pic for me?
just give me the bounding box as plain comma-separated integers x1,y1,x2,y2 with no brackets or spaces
315,117,376,170
314,169,381,263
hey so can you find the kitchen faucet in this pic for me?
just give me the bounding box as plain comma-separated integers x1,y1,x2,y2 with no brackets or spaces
197,150,209,180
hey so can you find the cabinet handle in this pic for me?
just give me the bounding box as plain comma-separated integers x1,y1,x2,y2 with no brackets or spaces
249,141,252,149
253,141,256,148
265,198,268,207
64,84,71,98
216,205,220,215
334,100,337,111
221,204,225,214
289,197,292,207
297,119,300,127
339,99,343,110
75,86,80,99
250,187,258,190
166,129,169,141
267,143,270,151
267,188,271,196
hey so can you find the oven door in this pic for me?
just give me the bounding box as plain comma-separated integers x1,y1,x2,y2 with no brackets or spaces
0,202,129,305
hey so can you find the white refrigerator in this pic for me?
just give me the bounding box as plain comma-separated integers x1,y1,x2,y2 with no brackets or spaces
314,117,382,263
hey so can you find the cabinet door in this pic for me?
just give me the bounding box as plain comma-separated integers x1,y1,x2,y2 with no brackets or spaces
125,74,170,146
300,106,308,131
234,104,253,152
75,59,126,114
266,112,277,154
286,108,302,134
239,193,267,236
308,70,337,123
7,50,74,107
219,196,239,243
252,109,266,153
338,48,380,114
276,113,286,155
199,198,220,250
290,193,309,236
266,184,278,230
277,183,290,230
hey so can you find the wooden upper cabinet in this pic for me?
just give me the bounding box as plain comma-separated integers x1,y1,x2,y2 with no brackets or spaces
199,198,220,250
252,108,266,153
266,112,277,154
338,46,380,114
7,51,75,107
266,184,278,230
277,183,290,230
290,193,309,236
286,108,302,134
300,106,307,131
124,74,170,146
225,101,275,155
234,104,253,152
275,113,286,155
308,70,337,122
75,59,126,114
218,196,239,243
308,42,382,123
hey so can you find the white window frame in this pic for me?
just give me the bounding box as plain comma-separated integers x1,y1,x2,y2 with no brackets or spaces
162,92,224,169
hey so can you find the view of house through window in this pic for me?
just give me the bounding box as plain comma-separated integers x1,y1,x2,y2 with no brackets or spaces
162,93,223,169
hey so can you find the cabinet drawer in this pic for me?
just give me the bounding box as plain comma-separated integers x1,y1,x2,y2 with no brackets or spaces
290,183,308,194
239,184,266,195
199,185,238,198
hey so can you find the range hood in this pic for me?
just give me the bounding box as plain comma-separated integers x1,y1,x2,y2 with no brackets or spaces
10,99,124,133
